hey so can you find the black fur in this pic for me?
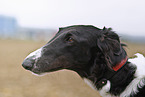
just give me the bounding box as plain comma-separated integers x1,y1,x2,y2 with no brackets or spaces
134,84,145,97
22,25,144,96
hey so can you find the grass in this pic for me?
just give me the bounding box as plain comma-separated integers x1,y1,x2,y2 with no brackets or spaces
0,39,144,97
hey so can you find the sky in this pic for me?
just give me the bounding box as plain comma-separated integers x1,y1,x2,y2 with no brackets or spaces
0,0,145,37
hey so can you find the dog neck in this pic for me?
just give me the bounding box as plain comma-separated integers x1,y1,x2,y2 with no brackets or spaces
96,57,129,89
98,54,145,97
106,62,136,96
84,60,136,96
84,50,138,96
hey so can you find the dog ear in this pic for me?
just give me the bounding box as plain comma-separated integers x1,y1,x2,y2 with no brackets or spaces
97,28,122,69
98,27,122,56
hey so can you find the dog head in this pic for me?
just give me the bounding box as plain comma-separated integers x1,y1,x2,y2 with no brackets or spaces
22,25,126,79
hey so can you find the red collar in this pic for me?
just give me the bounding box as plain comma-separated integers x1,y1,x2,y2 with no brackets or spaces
112,57,128,71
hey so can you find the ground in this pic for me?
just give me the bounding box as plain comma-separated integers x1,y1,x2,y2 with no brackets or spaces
0,39,144,97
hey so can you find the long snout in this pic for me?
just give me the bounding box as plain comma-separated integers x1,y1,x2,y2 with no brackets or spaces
22,48,42,71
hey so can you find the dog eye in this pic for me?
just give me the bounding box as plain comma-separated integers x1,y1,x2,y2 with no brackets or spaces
66,37,74,43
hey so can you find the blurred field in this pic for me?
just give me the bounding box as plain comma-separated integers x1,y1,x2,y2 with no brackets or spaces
0,39,144,97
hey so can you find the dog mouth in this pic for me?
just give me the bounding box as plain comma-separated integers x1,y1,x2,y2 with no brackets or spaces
22,46,72,75
22,56,64,75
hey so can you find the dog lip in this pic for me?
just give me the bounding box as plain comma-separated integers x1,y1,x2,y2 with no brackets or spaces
32,70,42,74
30,67,42,74
30,64,64,74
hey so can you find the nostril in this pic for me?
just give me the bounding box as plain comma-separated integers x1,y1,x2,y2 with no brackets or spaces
22,62,33,70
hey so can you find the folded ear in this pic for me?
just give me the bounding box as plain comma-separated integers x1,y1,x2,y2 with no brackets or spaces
97,28,122,56
96,28,122,69
97,37,122,56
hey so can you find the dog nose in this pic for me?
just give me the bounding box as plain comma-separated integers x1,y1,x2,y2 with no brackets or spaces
22,60,33,70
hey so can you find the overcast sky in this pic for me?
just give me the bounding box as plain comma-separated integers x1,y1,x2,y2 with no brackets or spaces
0,0,145,37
